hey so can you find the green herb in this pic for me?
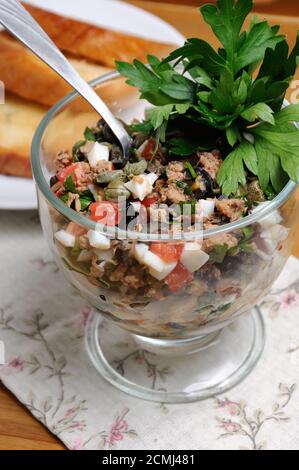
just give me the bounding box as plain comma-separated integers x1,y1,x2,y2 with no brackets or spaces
242,226,254,241
185,161,197,179
84,127,96,141
179,199,198,215
63,174,76,193
169,138,199,156
130,121,154,134
217,141,258,196
59,194,69,204
79,190,95,211
239,241,254,253
176,180,193,196
116,0,299,197
210,244,229,263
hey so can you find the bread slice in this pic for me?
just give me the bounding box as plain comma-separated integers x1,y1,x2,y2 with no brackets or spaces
0,94,46,177
0,3,175,178
24,3,175,68
0,32,111,107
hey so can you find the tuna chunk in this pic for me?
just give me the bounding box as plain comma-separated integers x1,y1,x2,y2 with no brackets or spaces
198,152,221,180
156,180,190,204
203,233,239,252
55,150,73,171
166,161,185,181
216,199,246,221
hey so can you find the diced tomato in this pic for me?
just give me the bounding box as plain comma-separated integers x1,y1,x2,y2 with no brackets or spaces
57,163,82,184
142,195,159,208
150,243,184,263
90,202,121,226
141,138,157,161
165,263,194,292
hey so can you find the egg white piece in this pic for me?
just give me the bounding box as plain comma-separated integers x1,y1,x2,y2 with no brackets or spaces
260,225,289,252
199,199,215,218
143,250,165,272
252,202,282,229
133,243,149,263
54,230,76,248
88,230,111,250
86,142,109,168
130,201,142,213
149,262,177,280
124,173,158,201
180,243,210,272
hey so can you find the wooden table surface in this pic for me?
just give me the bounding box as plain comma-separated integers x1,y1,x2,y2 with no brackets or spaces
1,0,299,451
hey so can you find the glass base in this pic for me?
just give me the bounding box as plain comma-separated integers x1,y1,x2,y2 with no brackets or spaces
85,307,265,403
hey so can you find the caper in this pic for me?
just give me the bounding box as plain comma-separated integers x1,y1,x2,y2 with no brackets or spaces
124,160,147,176
96,170,124,184
104,179,131,201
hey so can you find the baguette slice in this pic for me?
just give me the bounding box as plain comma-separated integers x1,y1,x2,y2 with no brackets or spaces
0,32,111,107
0,94,47,177
23,3,175,67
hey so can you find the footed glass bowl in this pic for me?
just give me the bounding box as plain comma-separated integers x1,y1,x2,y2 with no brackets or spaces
31,72,299,402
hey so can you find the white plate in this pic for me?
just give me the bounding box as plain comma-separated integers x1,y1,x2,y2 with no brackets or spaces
0,0,185,210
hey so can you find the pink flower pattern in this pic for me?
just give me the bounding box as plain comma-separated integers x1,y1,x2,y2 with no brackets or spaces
280,290,299,309
109,416,129,445
1,356,25,374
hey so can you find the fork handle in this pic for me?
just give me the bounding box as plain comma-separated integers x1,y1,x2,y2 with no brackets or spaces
0,0,130,150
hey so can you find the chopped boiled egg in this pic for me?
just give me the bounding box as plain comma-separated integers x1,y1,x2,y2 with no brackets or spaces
180,243,209,272
133,243,177,277
54,230,76,248
88,230,111,250
130,201,142,213
133,243,149,263
86,142,109,168
124,173,158,201
199,199,215,218
149,262,177,281
260,225,289,252
252,202,282,229
143,250,165,273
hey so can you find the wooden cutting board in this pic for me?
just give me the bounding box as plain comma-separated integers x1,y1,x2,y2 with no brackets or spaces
1,0,299,450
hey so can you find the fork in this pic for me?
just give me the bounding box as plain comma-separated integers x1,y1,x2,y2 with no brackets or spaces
0,0,132,157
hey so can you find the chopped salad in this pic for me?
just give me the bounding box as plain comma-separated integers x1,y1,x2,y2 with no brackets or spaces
48,0,297,337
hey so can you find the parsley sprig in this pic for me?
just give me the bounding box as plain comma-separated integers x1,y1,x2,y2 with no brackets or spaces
116,0,299,196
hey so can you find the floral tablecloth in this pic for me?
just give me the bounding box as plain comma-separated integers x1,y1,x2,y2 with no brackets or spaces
0,211,299,450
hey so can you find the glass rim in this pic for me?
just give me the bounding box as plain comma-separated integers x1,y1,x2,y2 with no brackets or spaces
31,71,298,241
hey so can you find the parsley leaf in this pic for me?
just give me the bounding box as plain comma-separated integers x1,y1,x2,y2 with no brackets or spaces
169,138,200,156
201,0,253,64
234,22,284,73
63,174,76,193
148,104,174,130
241,103,275,125
84,127,96,141
116,59,196,106
116,1,299,197
79,191,95,211
217,141,257,195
